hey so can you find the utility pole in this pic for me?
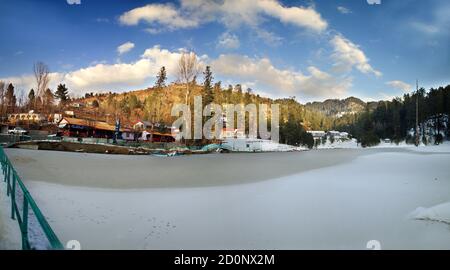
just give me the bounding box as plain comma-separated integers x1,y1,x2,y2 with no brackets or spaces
415,79,419,147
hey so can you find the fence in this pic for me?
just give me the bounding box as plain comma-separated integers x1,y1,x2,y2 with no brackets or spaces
0,134,32,145
0,147,63,250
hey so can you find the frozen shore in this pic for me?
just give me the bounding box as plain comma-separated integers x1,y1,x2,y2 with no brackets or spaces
4,147,412,189
2,146,450,249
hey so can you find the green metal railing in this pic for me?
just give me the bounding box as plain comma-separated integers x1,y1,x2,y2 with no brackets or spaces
0,147,63,250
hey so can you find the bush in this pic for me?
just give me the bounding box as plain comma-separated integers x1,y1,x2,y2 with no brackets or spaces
435,134,443,145
359,132,380,147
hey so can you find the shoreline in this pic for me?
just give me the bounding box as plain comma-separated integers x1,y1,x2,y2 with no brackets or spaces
4,147,427,189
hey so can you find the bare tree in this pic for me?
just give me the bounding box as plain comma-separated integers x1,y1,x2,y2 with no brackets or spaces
177,51,200,106
33,61,50,109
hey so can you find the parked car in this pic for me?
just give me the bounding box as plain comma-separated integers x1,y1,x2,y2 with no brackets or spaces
8,127,28,135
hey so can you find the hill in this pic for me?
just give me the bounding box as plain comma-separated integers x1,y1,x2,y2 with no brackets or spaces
305,97,367,118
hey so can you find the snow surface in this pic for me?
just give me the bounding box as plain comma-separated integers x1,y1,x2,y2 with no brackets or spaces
0,171,21,250
316,138,359,149
412,202,450,224
14,146,450,250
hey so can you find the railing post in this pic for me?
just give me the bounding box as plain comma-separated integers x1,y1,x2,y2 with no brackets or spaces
22,196,30,250
6,164,10,196
11,173,16,220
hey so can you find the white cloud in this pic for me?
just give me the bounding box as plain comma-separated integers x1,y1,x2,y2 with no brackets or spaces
255,0,328,32
117,42,135,55
386,80,412,92
145,28,164,35
217,32,240,50
67,0,81,5
119,3,200,30
255,29,283,46
330,35,382,77
337,6,351,14
1,46,350,100
0,46,188,96
119,0,327,34
411,22,439,35
409,3,450,38
210,54,351,99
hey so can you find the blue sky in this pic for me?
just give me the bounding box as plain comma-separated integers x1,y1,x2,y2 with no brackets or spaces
0,0,448,102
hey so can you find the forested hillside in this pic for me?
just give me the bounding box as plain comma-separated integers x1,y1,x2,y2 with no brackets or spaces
336,85,450,146
305,97,366,117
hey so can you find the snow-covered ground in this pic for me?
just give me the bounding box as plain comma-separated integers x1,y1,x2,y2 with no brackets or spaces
317,138,450,151
1,145,447,250
412,202,450,225
0,171,21,250
316,138,359,149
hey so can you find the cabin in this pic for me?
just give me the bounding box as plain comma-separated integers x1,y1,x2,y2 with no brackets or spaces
58,117,122,139
137,130,175,143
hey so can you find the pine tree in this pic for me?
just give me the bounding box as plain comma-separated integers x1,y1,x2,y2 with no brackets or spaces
5,83,16,113
92,100,99,108
202,66,214,106
55,84,69,106
43,88,55,113
155,66,167,89
28,89,36,110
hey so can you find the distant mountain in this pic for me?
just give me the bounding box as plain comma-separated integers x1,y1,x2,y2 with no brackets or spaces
305,97,368,118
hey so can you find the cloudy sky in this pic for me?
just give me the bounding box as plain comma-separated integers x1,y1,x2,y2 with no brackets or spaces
0,0,449,102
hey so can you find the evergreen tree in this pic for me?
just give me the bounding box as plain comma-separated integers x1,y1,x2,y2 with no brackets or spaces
55,83,69,106
28,89,35,107
202,66,214,105
43,88,55,112
5,83,16,113
155,66,167,89
92,100,99,108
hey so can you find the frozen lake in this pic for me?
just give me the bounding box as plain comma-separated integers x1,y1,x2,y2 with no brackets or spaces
3,146,450,249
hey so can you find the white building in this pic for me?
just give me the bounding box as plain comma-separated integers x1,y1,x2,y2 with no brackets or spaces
307,130,326,141
133,120,153,131
221,128,246,139
327,130,350,140
222,138,301,152
8,111,46,124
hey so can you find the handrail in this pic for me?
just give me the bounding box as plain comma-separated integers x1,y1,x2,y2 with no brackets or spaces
0,147,63,250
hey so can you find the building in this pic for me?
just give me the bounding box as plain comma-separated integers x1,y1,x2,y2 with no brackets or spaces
327,130,350,140
121,130,135,141
58,117,123,139
221,128,246,139
71,102,84,108
8,111,46,124
307,130,326,141
53,114,63,124
137,130,175,143
133,120,153,131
